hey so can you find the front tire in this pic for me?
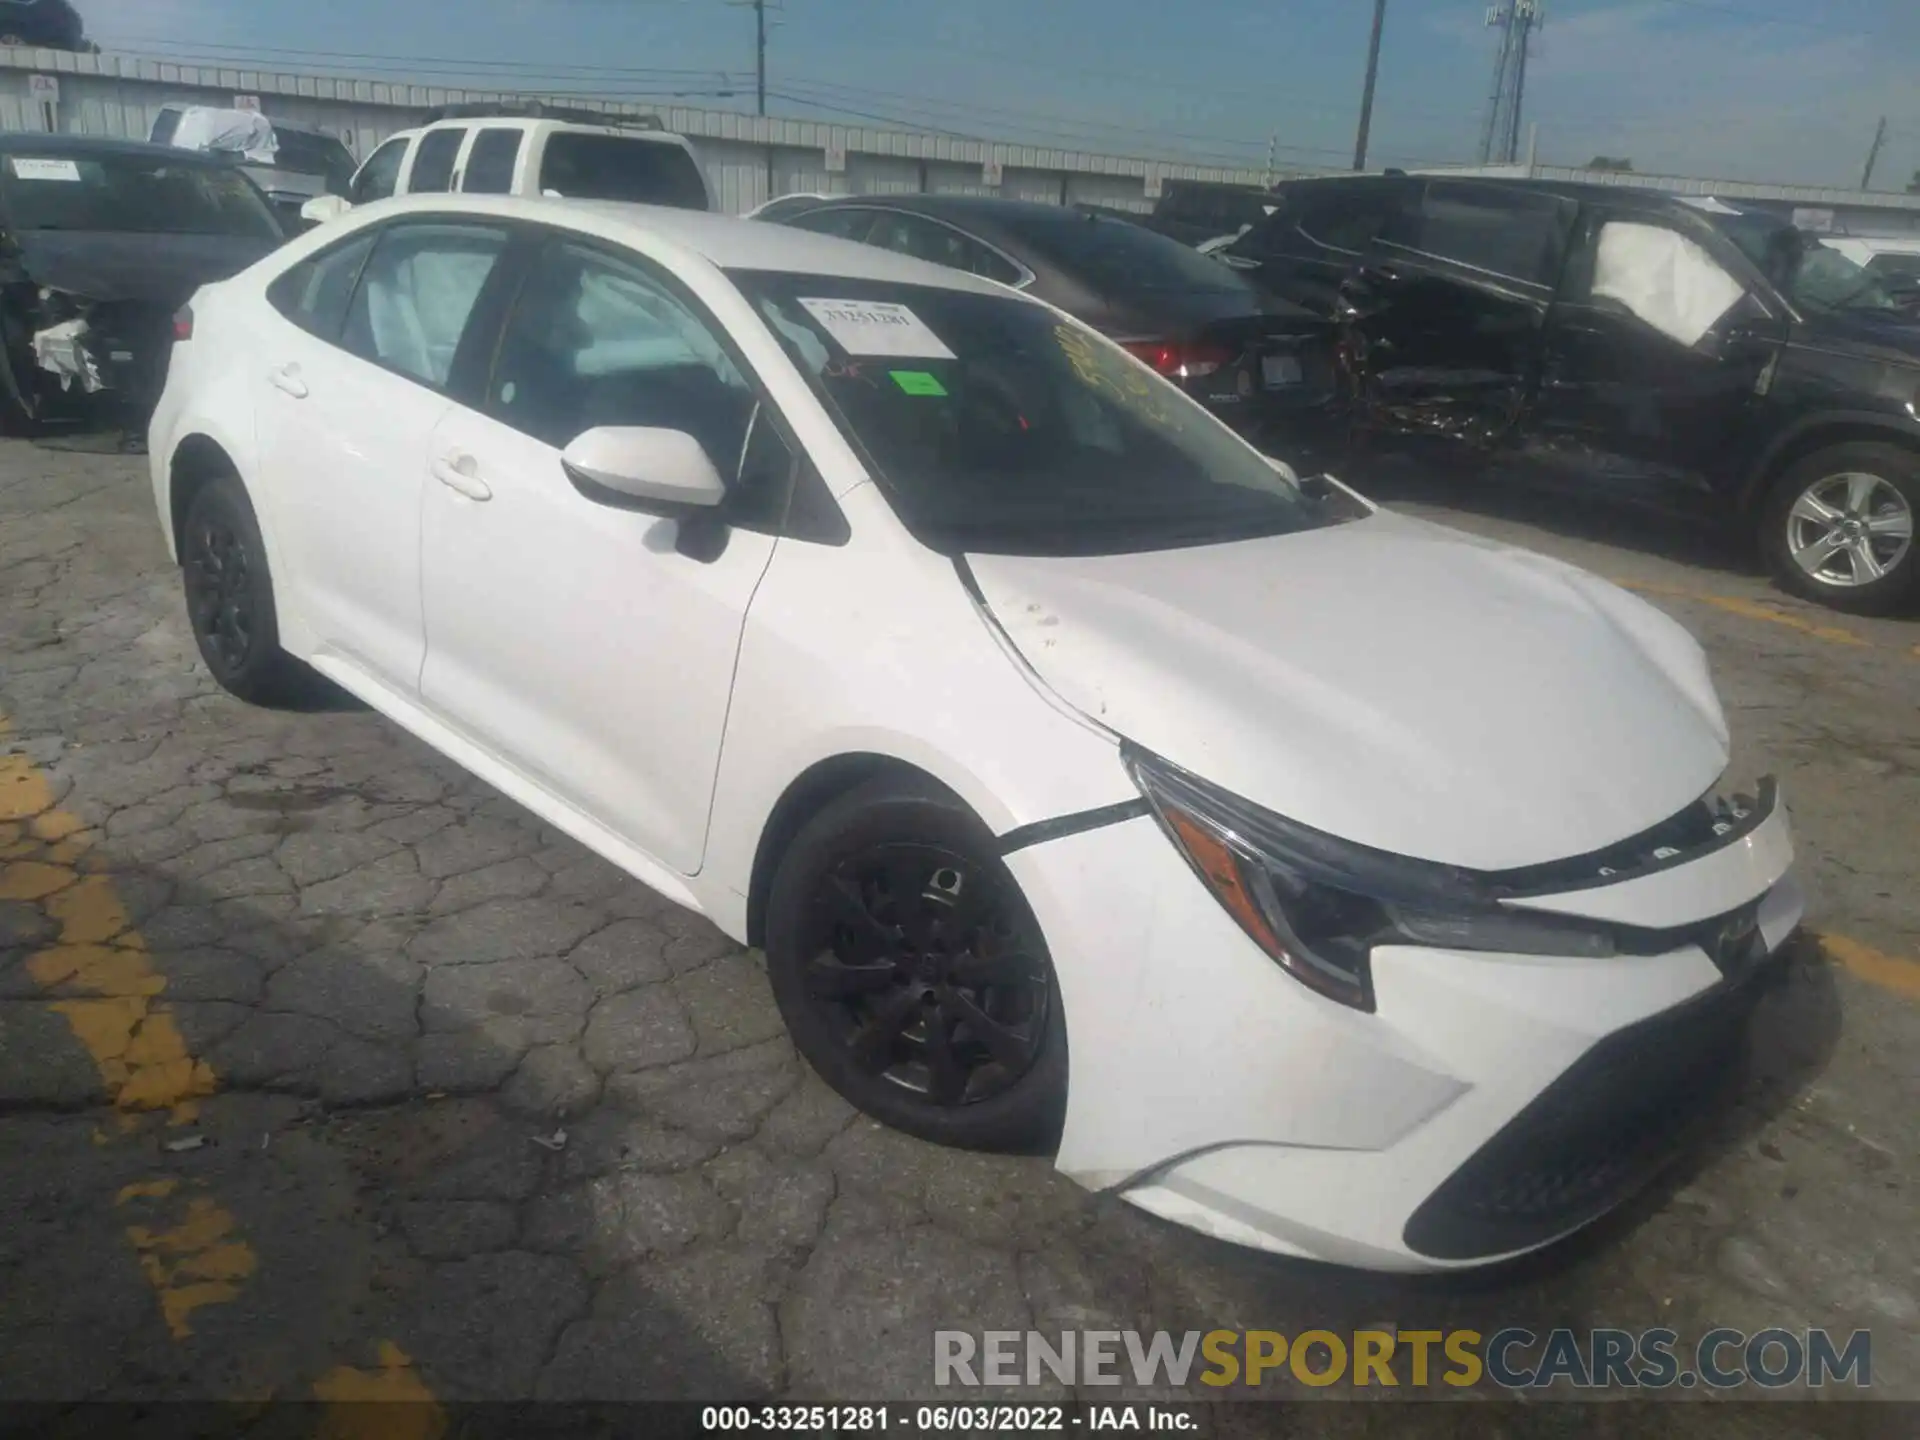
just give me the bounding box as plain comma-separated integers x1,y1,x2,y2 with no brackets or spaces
1761,442,1920,614
764,776,1068,1154
179,473,308,706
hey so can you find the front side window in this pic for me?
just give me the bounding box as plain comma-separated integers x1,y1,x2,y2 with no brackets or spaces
266,231,378,340
0,152,282,238
341,222,509,387
488,240,754,466
731,270,1331,556
1574,220,1747,347
462,128,522,195
351,138,407,204
1708,211,1900,314
1866,252,1920,284
408,129,464,194
537,133,709,210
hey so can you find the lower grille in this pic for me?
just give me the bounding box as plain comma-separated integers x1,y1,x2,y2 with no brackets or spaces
1402,964,1771,1261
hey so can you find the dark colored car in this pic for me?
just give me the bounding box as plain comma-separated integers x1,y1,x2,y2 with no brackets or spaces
0,134,285,432
0,0,86,50
762,193,1333,439
1224,174,1920,613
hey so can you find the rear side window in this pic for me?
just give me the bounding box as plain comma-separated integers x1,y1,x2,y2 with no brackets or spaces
462,128,522,194
351,138,407,204
863,211,1024,286
150,110,182,146
785,207,879,243
538,133,709,210
1381,183,1570,287
341,222,510,387
408,129,464,194
266,231,378,340
1291,183,1402,253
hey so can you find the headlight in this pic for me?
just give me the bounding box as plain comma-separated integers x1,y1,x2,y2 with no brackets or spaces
1124,747,1616,1012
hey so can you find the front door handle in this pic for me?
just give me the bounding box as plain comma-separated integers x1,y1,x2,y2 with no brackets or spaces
431,451,493,502
267,364,308,399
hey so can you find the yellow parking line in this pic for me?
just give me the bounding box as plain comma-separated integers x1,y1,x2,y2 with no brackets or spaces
314,1342,448,1440
2,714,249,1340
1817,932,1920,1002
1613,580,1870,648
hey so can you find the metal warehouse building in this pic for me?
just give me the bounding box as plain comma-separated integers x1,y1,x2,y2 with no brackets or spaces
4,44,1919,237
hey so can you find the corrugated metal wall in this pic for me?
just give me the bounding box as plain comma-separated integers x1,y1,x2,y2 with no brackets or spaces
0,49,1286,217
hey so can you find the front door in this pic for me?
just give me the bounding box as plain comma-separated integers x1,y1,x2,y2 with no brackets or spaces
255,218,511,691
1530,207,1783,501
1342,180,1577,447
418,235,782,873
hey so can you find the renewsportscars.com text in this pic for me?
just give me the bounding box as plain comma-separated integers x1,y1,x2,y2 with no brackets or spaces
933,1327,1872,1391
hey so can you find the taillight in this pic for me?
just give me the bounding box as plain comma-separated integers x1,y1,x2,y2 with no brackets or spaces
1121,339,1231,379
172,306,194,342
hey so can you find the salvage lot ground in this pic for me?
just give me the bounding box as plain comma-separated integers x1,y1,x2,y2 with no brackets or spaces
1,435,1915,1427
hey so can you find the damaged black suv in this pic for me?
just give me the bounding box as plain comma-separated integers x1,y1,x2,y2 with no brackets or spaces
1226,176,1920,613
0,134,285,434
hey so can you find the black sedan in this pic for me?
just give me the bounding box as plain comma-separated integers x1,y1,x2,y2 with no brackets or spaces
758,193,1334,442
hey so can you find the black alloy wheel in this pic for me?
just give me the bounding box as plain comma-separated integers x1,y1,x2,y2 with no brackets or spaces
179,474,306,705
765,778,1068,1152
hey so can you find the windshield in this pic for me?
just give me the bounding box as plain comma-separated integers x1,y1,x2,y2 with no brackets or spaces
1709,210,1899,314
999,209,1253,295
729,270,1329,556
270,130,358,196
538,133,709,210
0,152,282,238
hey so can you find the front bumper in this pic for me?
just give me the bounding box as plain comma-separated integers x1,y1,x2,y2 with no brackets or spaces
1006,795,1803,1272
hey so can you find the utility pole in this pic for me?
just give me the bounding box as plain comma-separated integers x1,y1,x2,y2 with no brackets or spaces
754,0,767,118
1861,115,1888,190
1352,0,1387,171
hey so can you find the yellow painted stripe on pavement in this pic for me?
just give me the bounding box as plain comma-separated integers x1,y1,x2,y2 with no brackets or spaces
1818,932,1920,1002
314,1342,447,1440
1614,580,1871,648
2,714,254,1339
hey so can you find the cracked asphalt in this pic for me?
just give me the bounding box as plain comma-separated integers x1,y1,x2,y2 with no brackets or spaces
1,435,1915,1425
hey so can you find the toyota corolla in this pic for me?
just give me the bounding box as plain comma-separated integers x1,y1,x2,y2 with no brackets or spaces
148,194,1803,1271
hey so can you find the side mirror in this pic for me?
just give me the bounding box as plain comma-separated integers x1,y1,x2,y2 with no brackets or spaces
561,426,728,517
300,194,351,225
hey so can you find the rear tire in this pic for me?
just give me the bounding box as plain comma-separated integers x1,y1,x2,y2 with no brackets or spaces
764,776,1068,1154
179,473,310,706
1761,442,1920,615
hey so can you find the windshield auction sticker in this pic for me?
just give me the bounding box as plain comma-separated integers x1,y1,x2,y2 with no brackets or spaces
798,298,956,359
9,158,82,182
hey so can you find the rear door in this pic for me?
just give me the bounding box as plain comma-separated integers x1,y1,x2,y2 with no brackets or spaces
1343,181,1577,445
1530,205,1781,500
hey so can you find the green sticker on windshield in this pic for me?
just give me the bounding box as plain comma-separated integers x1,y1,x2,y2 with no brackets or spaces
890,369,948,397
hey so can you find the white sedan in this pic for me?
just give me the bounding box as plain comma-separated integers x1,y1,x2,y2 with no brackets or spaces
149,194,1803,1272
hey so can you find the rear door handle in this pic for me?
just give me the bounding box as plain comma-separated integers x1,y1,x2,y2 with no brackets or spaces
267,364,308,399
431,451,493,501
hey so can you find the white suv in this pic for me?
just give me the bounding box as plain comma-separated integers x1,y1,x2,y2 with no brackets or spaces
303,102,712,223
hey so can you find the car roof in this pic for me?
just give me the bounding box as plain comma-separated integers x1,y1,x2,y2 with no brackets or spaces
801,192,1096,227
0,131,238,167
1276,170,1728,217
345,192,1023,296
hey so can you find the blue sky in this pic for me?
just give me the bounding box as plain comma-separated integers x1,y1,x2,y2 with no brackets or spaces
78,0,1920,188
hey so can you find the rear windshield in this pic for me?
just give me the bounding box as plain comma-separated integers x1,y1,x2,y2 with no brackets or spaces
270,129,358,195
729,269,1328,556
999,210,1251,295
0,152,283,238
538,133,709,210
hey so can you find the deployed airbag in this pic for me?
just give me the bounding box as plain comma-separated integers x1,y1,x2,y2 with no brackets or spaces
32,317,104,393
1592,221,1745,348
167,107,279,166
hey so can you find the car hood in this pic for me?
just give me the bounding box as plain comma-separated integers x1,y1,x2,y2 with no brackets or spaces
967,510,1732,871
1793,306,1920,368
7,229,280,306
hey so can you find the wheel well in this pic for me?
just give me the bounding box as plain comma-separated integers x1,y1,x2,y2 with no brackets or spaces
1746,423,1920,513
168,435,238,559
744,753,955,950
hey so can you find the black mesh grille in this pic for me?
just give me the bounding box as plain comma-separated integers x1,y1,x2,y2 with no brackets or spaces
1403,965,1770,1261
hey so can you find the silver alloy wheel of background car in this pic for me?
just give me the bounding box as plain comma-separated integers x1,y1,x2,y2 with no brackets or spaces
1786,471,1915,589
